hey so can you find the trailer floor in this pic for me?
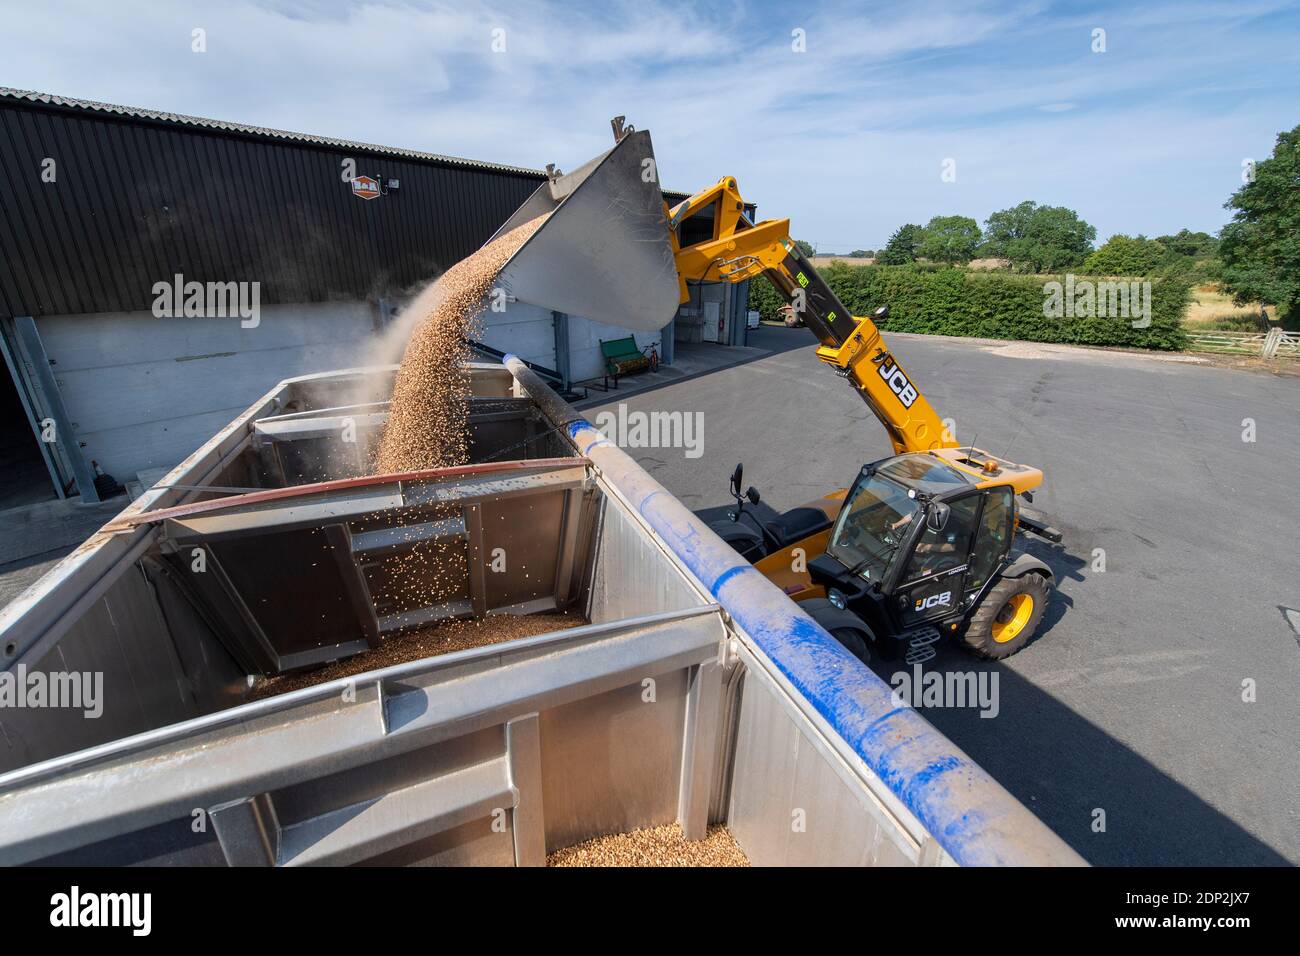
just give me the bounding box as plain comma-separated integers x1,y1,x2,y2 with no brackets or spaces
547,824,749,867
251,611,585,698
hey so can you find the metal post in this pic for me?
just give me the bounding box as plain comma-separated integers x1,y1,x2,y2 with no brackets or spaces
0,317,65,499
506,714,546,866
1262,326,1281,359
210,794,280,866
12,316,100,503
552,311,571,389
734,278,751,347
677,659,722,840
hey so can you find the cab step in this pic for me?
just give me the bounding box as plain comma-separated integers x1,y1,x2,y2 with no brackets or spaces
902,625,942,665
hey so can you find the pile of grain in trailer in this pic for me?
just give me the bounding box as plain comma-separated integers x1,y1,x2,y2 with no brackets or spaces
547,824,750,867
252,611,583,699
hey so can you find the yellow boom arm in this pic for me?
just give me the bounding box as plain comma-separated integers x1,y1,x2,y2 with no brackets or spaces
667,177,957,456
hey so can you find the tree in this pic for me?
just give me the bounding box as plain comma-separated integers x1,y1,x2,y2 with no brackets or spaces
982,201,1096,272
849,249,875,258
1219,124,1300,322
877,224,924,264
1155,229,1218,260
794,239,816,257
1082,235,1170,276
915,215,981,264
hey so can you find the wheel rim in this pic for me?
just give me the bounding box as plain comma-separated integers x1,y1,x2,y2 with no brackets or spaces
992,593,1034,644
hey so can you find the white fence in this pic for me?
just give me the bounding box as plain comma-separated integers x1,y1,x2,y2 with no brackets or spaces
1185,327,1299,358
1272,328,1300,358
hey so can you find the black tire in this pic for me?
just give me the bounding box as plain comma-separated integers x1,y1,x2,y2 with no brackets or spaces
961,573,1051,659
799,598,873,664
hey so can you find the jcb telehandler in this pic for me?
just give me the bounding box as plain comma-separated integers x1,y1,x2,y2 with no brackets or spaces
488,118,1062,665
667,175,1063,664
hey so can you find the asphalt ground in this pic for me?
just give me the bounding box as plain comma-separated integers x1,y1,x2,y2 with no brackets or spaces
590,325,1300,866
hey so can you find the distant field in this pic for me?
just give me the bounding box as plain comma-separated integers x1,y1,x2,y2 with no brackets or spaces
1184,284,1271,330
952,275,1270,331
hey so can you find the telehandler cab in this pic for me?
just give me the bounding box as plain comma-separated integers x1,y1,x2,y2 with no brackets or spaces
665,171,1063,663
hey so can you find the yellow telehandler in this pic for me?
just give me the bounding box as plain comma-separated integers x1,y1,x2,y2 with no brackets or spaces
488,117,1063,665
668,174,1063,664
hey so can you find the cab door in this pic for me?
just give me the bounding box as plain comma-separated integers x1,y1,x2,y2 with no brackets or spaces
890,492,982,629
964,485,1015,601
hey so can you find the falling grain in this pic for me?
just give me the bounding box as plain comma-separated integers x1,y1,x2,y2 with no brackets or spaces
374,216,546,474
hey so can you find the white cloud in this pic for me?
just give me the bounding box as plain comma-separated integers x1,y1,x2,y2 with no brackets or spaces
1,0,1296,248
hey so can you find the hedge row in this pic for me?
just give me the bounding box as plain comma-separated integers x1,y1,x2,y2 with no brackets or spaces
747,264,1191,350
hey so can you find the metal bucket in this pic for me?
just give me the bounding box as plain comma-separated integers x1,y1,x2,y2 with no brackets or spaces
488,128,681,332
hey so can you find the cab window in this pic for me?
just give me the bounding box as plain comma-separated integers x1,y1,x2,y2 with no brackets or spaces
968,488,1014,590
902,494,980,583
826,473,918,582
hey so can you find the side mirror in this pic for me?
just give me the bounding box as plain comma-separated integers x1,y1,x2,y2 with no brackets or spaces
873,304,889,320
926,501,950,532
746,487,761,505
730,463,744,498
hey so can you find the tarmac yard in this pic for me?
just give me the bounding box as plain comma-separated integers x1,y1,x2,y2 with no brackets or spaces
593,326,1300,866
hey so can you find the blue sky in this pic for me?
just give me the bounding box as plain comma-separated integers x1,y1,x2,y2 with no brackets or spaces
3,0,1298,250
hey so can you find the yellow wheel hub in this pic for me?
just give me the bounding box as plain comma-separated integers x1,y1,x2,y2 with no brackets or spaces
992,593,1034,644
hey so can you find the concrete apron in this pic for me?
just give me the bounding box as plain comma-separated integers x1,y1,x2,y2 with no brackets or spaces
573,340,769,410
0,494,129,566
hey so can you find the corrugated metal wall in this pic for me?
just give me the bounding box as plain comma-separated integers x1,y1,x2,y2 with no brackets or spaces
0,98,694,321
0,101,546,317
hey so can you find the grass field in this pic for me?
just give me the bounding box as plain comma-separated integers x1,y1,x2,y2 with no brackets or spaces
1183,284,1272,330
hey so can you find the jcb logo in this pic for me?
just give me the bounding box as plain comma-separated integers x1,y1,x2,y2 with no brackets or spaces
915,590,952,611
879,360,918,408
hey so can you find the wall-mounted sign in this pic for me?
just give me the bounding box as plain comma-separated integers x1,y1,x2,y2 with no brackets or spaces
351,175,380,200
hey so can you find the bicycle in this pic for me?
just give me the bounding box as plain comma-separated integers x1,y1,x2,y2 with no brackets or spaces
641,340,660,373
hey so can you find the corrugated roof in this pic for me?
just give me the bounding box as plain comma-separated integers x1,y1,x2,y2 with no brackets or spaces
0,87,692,199
0,86,549,177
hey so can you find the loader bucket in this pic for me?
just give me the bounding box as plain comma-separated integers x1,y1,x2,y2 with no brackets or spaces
488,129,681,332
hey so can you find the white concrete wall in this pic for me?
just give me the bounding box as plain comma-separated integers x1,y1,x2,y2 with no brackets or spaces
475,301,663,384
35,297,665,483
36,301,376,480
566,317,662,383
476,301,556,370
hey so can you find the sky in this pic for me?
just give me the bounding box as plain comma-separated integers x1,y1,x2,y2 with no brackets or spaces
2,0,1298,251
